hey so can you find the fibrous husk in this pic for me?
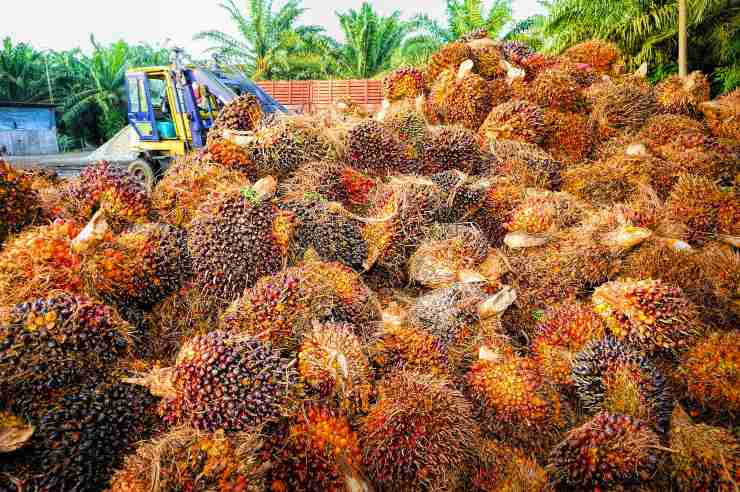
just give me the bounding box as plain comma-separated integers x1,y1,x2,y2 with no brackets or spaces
590,79,659,139
655,71,711,116
470,439,551,492
0,412,33,454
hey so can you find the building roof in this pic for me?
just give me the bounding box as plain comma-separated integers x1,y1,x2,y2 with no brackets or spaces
0,101,57,109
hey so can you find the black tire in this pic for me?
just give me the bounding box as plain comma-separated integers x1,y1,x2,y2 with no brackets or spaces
128,159,156,193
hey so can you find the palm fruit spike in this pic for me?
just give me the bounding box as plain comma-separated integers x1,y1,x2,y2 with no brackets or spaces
669,406,740,492
141,331,296,431
345,119,403,176
665,173,740,246
360,371,479,491
81,222,191,309
205,138,255,177
64,161,151,232
187,183,285,309
573,336,673,433
421,125,490,175
528,69,584,111
700,88,740,140
479,100,545,145
532,302,605,388
590,81,659,139
0,160,40,244
679,331,740,414
487,140,562,190
0,294,132,415
655,71,711,116
542,109,593,166
109,428,266,492
548,412,661,490
383,67,425,101
470,439,550,492
441,62,494,130
466,352,570,456
425,41,472,87
592,278,703,353
370,317,450,378
562,39,622,74
0,220,83,306
638,113,708,150
298,321,372,414
500,41,534,65
268,405,367,492
209,92,262,137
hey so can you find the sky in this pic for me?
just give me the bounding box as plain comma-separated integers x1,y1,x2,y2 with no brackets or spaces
4,0,544,56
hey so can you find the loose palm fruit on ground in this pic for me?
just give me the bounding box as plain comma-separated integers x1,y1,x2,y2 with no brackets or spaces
563,39,623,74
549,412,661,490
700,88,740,140
383,67,425,101
360,371,479,491
0,160,40,244
480,100,545,145
470,439,551,492
655,71,711,116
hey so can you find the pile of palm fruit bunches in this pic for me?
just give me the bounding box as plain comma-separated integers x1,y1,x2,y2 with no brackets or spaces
1,33,740,492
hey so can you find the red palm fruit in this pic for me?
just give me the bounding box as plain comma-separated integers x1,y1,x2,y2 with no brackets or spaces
479,100,545,145
700,88,740,140
563,39,623,74
0,160,40,244
383,67,425,101
471,439,551,492
542,109,593,166
655,71,711,116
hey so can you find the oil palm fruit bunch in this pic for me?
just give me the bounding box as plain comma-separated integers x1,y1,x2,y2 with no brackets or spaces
590,81,659,139
504,190,589,236
360,371,478,491
82,223,191,309
371,318,450,378
187,184,286,308
548,411,661,490
157,330,296,431
480,100,545,145
655,71,711,116
421,125,489,175
425,42,472,87
109,427,266,492
460,28,489,43
501,41,534,65
152,154,251,228
654,133,739,185
65,161,151,232
563,39,623,74
205,138,255,177
592,278,703,353
527,69,584,111
532,302,606,388
488,140,562,189
679,331,740,414
669,406,740,492
0,160,40,244
441,66,494,131
470,439,551,492
638,114,708,149
297,322,373,414
0,293,132,415
0,219,83,306
14,381,155,492
431,171,491,223
696,243,740,323
210,92,263,135
573,337,673,433
346,119,403,176
470,45,506,81
383,67,425,101
699,88,740,140
471,180,527,244
267,405,366,492
381,102,428,153
517,53,561,81
542,109,593,166
665,173,739,246
466,352,570,455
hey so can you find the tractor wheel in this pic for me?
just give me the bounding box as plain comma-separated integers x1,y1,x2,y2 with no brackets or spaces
128,159,156,193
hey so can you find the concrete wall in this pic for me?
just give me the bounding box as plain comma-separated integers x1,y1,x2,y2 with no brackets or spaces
0,129,59,155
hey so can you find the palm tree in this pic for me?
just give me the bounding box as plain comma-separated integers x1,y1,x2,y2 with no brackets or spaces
194,0,331,80
335,3,416,78
0,38,50,103
414,0,513,44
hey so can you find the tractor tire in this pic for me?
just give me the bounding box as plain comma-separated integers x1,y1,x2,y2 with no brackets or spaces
128,159,157,193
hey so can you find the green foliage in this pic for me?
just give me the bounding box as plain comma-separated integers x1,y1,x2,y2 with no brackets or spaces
0,37,55,103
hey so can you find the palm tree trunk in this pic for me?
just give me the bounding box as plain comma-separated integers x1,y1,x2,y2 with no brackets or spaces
678,0,687,76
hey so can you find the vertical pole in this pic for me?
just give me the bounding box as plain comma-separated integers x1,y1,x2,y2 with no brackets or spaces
678,0,688,77
45,52,54,104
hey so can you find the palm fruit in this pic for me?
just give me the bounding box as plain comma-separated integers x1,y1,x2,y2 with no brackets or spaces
159,330,296,431
383,67,425,101
0,220,83,306
470,45,506,81
381,101,428,152
346,119,403,176
695,243,740,323
638,113,708,149
109,428,266,492
679,331,740,413
298,322,372,414
654,133,739,185
518,53,561,81
563,39,622,74
431,171,491,222
500,41,534,65
471,439,551,492
152,154,251,228
559,60,600,88
592,278,703,353
205,138,255,177
532,302,605,388
65,161,151,232
210,92,262,136
487,140,561,189
441,70,494,131
504,190,589,236
360,371,478,491
187,185,285,308
471,180,528,245
426,41,472,87
542,109,593,166
0,160,40,244
655,71,711,116
371,319,450,378
479,100,545,145
81,223,191,309
421,125,490,175
590,81,659,139
665,173,739,245
527,69,584,111
0,293,132,415
466,353,570,456
573,337,673,433
700,88,740,140
669,406,740,492
548,412,661,490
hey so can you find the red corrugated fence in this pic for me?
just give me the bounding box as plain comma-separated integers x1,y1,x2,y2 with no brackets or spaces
256,80,383,114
